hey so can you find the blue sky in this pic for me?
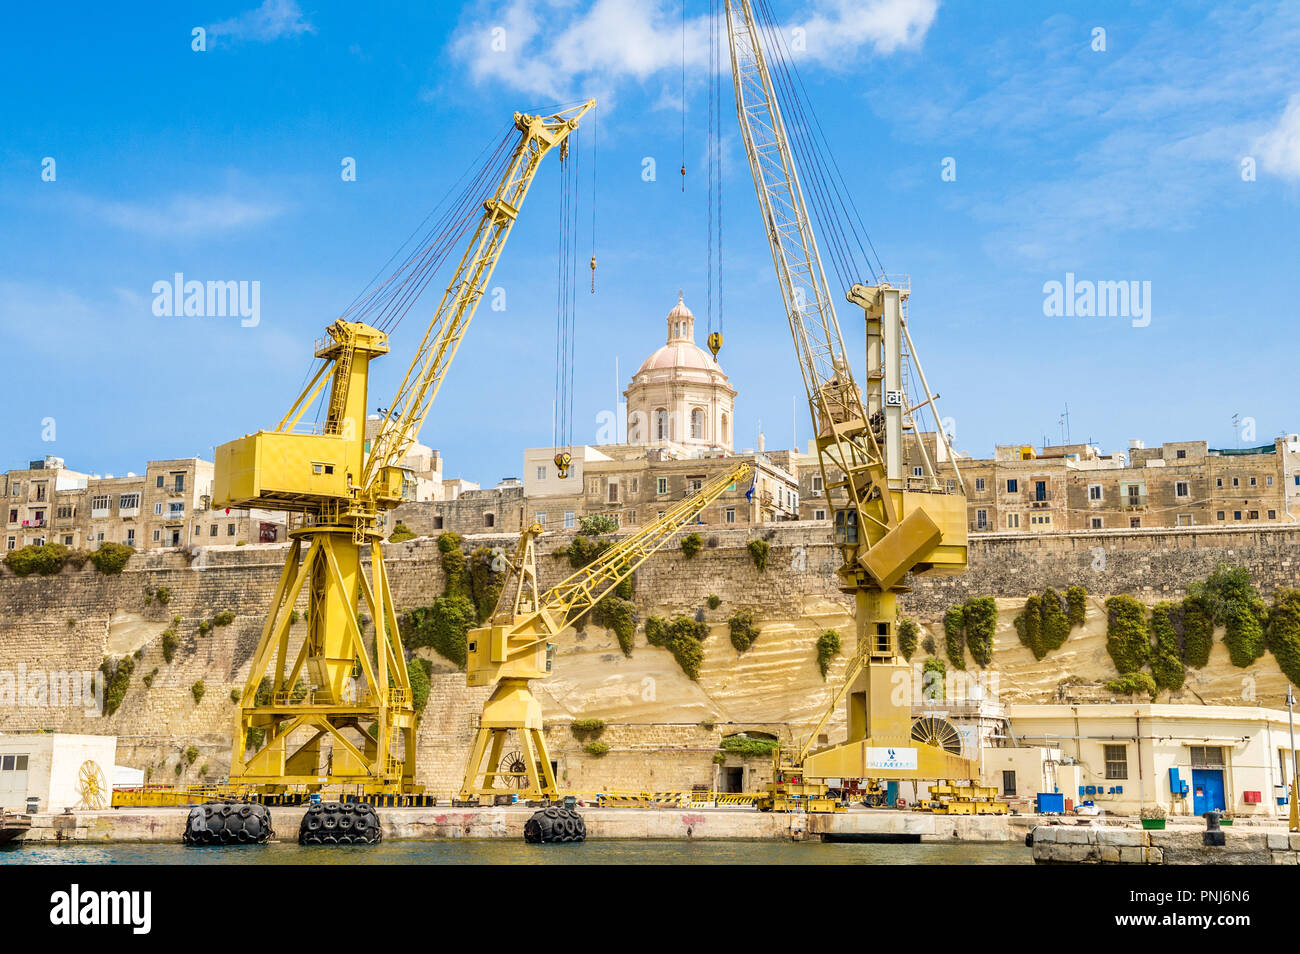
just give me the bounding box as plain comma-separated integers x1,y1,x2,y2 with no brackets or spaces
2,0,1298,483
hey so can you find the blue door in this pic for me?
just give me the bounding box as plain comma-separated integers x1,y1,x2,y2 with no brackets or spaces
1192,769,1225,815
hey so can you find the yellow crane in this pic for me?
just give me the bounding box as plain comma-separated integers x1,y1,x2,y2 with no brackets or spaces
211,100,594,798
721,0,987,802
461,459,755,802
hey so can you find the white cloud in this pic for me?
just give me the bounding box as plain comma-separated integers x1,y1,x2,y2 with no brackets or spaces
69,192,287,238
1255,93,1300,181
449,0,937,101
208,0,315,45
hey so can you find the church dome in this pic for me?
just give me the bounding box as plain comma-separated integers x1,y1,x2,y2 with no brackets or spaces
624,293,736,454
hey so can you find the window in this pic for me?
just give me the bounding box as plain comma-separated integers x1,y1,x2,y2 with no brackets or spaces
1234,511,1242,520
174,474,185,492
1090,517,1103,529
168,502,185,519
1002,770,1016,796
689,479,703,493
811,475,823,493
1176,449,1187,459
1249,476,1257,487
154,502,163,515
1104,744,1128,780
1175,481,1189,498
1267,476,1274,486
126,529,135,545
563,511,575,529
484,513,495,528
156,475,164,488
1130,517,1141,528
975,509,988,530
1232,477,1240,488
912,466,924,478
1190,746,1224,768
631,477,639,494
119,493,140,510
655,408,669,440
536,466,546,481
1248,510,1259,520
1006,513,1020,529
1216,477,1223,488
91,494,111,512
690,407,705,440
1177,514,1194,527
9,482,18,496
656,477,668,495
227,523,235,536
1006,479,1018,494
607,481,619,504
210,525,218,537
432,516,444,530
720,413,729,445
814,509,826,521
1269,510,1277,520
152,529,161,542
974,477,985,492
34,483,46,501
0,755,29,772
63,535,73,546
1217,511,1225,521
7,509,15,523
535,513,547,527
725,507,736,524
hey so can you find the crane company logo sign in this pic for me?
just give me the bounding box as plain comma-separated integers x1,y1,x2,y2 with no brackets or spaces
1042,272,1151,328
152,273,261,327
49,884,152,934
866,747,918,772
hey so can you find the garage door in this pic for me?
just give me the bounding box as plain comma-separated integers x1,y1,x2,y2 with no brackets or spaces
0,754,30,810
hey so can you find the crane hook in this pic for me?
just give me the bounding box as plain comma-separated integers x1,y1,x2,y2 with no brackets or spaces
707,331,723,358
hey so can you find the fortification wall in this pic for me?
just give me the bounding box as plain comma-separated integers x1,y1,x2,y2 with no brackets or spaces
0,524,1296,792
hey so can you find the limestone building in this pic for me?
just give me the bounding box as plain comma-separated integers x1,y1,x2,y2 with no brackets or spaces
394,292,801,536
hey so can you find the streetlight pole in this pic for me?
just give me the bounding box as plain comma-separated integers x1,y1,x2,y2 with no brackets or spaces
1288,687,1298,831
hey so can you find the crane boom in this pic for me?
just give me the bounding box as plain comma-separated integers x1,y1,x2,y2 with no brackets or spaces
461,459,755,799
362,101,595,494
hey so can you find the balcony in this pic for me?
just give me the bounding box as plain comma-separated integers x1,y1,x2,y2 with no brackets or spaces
1122,494,1148,510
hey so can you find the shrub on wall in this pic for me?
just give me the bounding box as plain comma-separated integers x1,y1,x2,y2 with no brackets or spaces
1040,588,1071,653
707,593,722,610
963,597,998,668
719,734,779,758
570,718,606,741
89,542,135,575
564,534,612,570
161,629,179,664
1105,595,1150,674
437,532,470,598
1066,585,1088,628
1266,589,1300,686
680,532,703,560
1105,671,1158,701
728,611,760,654
1149,602,1185,692
591,595,637,657
400,595,476,668
4,542,72,576
1185,563,1267,668
408,657,432,714
1180,594,1214,668
747,539,770,571
921,656,946,702
212,610,235,627
1014,594,1044,660
646,615,709,680
99,656,134,716
583,741,611,757
388,522,416,543
191,680,205,705
578,513,619,536
815,630,841,678
468,546,505,623
942,605,966,670
897,617,920,661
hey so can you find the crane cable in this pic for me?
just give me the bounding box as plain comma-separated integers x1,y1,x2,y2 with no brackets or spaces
751,0,885,287
552,130,580,477
705,0,724,360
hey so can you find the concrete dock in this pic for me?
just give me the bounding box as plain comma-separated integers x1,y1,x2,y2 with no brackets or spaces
9,805,1038,844
1031,821,1300,864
